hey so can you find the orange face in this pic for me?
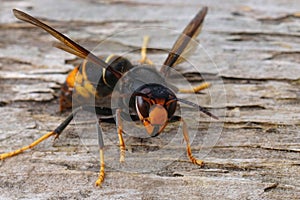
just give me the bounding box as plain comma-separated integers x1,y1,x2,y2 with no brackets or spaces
141,104,168,137
136,96,177,137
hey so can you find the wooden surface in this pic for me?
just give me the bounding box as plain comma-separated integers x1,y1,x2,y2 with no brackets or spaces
0,0,300,199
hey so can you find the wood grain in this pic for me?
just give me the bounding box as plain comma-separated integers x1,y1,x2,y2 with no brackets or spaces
0,0,299,199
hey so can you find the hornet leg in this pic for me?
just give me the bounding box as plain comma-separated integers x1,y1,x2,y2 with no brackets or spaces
0,107,80,160
139,35,154,65
95,123,105,187
116,109,126,163
0,106,112,160
179,82,211,93
181,117,204,166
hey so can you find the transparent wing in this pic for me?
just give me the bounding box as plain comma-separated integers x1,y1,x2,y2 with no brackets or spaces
13,9,121,78
161,7,208,74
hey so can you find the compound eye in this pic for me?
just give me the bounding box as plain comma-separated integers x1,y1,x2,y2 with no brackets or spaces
136,96,151,118
166,100,177,118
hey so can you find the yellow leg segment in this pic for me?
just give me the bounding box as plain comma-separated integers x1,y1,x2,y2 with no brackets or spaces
118,131,125,163
139,36,153,65
0,131,56,160
181,119,204,166
95,149,105,187
179,82,211,93
117,109,125,163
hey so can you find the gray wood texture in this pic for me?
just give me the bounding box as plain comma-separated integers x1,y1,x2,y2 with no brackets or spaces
0,0,299,199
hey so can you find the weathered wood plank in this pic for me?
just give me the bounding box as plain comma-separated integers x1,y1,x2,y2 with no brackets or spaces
0,0,299,199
